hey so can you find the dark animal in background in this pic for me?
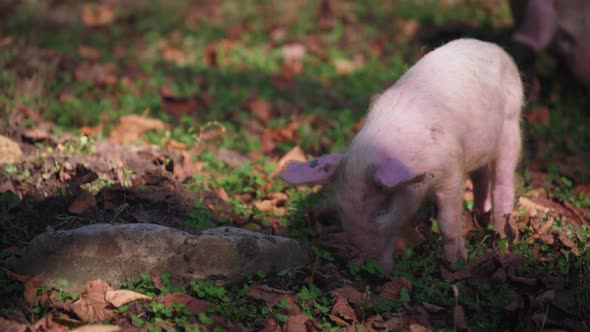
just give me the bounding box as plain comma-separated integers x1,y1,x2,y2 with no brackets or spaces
510,0,590,89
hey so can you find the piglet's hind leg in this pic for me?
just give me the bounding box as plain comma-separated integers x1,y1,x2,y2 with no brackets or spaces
492,121,521,241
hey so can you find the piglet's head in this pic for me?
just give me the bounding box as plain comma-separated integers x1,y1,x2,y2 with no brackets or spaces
281,154,426,271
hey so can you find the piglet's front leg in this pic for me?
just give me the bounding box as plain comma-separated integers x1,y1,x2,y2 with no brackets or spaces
434,172,468,264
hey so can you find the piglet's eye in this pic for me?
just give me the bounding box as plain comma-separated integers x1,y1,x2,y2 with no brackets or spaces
376,209,387,216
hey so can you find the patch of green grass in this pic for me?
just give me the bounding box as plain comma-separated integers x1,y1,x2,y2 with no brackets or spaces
186,200,218,230
190,279,272,324
298,283,333,318
146,301,198,330
119,273,159,297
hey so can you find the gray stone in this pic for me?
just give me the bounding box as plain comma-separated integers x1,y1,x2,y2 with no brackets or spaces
9,224,310,292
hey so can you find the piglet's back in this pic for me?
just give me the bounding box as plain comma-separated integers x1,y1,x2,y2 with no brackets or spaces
349,38,523,176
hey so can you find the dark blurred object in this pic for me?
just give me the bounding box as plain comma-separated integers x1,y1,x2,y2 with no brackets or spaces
510,0,590,89
0,0,18,19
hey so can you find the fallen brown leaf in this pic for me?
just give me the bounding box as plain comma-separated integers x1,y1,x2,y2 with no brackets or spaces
259,122,300,155
262,318,282,332
269,145,307,179
0,135,23,165
393,18,420,38
260,134,277,154
51,313,86,329
162,138,189,151
68,188,97,214
31,315,70,332
254,193,288,215
172,151,203,182
0,317,27,332
382,316,403,330
78,45,102,61
109,114,167,144
574,183,590,198
328,314,351,327
215,148,249,168
372,277,412,305
70,324,121,332
82,4,116,27
152,274,165,290
162,293,209,315
6,271,44,306
71,280,115,322
246,99,272,124
268,192,288,202
199,122,225,142
284,313,309,332
330,294,358,325
519,196,551,217
557,232,580,256
422,302,445,313
254,200,276,213
300,35,325,59
272,122,299,141
280,59,304,80
75,63,117,86
64,163,99,189
22,128,53,143
105,290,152,307
248,286,301,314
409,321,432,332
210,188,228,202
524,187,548,199
162,45,188,66
333,54,364,75
160,88,201,118
520,196,585,229
17,103,41,120
80,123,104,137
330,285,365,306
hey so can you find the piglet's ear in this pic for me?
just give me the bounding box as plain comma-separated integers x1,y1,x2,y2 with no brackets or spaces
513,0,557,51
280,153,343,185
373,158,425,190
